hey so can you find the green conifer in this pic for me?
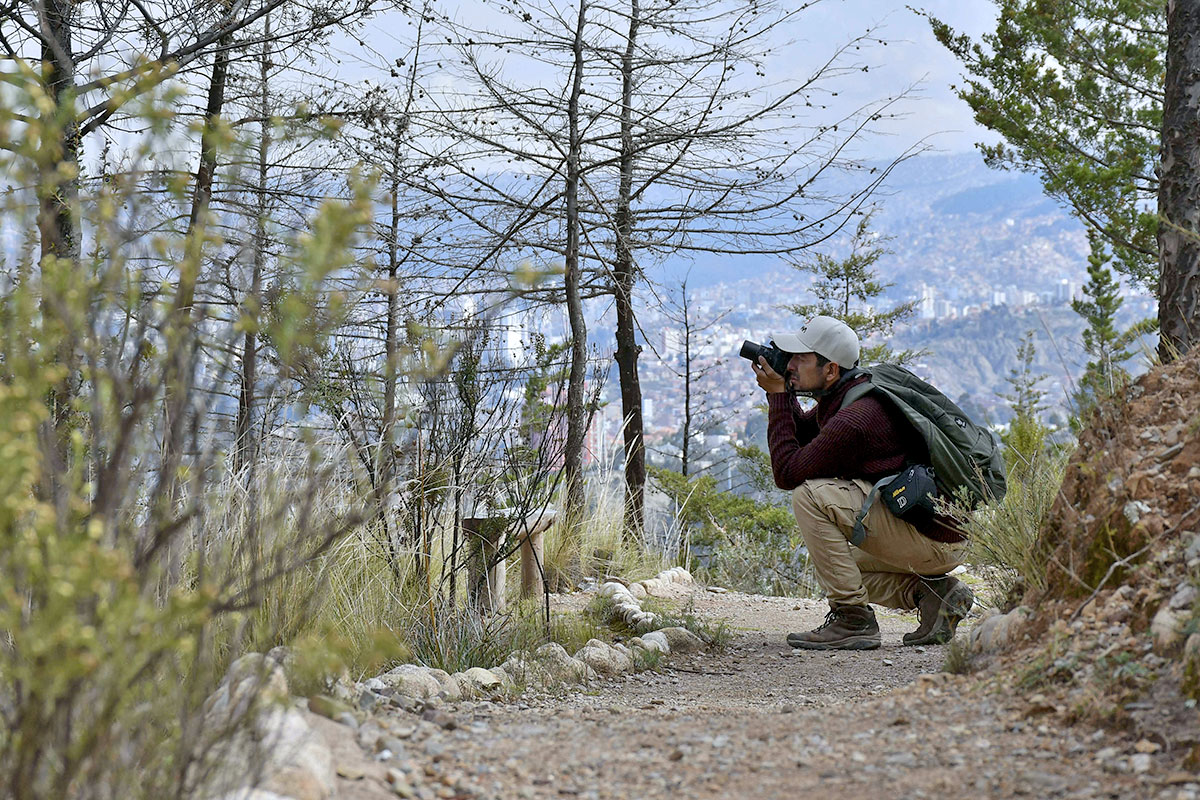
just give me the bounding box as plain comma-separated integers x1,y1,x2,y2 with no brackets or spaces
1000,330,1050,477
786,211,919,365
1071,234,1156,424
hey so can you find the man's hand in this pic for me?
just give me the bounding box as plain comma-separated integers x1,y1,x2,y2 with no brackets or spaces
754,356,787,394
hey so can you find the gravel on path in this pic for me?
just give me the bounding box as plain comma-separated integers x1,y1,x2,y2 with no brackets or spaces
321,587,1189,800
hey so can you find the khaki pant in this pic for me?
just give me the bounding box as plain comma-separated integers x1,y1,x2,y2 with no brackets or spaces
791,478,967,609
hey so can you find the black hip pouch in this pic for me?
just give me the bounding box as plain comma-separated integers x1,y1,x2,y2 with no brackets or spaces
882,464,938,518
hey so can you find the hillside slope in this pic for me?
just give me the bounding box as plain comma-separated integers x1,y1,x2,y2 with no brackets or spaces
979,347,1200,759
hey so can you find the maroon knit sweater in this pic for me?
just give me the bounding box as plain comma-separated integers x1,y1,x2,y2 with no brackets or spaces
766,374,965,543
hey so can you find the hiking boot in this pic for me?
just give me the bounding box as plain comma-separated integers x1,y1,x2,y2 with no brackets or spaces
787,604,881,650
903,576,974,646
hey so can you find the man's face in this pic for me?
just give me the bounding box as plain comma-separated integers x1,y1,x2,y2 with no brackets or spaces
786,351,838,393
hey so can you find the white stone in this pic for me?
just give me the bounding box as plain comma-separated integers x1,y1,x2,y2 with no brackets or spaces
666,566,693,584
1171,584,1199,611
377,664,443,699
629,582,648,599
598,581,630,599
500,652,553,689
425,667,463,701
639,631,671,654
1152,604,1184,653
631,611,657,630
257,707,336,799
464,667,502,690
1124,500,1151,525
574,642,633,676
487,665,516,691
194,702,334,800
459,667,504,696
210,791,296,800
640,577,669,596
969,606,1031,655
658,626,706,654
534,642,595,682
614,600,642,617
203,654,290,721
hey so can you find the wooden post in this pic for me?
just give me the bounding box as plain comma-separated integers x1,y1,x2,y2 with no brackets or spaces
464,511,556,611
518,512,555,598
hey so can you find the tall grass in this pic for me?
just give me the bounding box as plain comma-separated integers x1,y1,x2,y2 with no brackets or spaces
959,444,1071,604
250,472,668,681
689,525,822,598
0,71,382,797
401,597,608,674
541,480,668,590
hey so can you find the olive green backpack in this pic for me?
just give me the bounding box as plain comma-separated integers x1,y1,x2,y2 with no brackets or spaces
841,363,1006,537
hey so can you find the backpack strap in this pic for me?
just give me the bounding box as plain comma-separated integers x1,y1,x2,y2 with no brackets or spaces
840,372,894,546
841,380,875,409
849,473,897,546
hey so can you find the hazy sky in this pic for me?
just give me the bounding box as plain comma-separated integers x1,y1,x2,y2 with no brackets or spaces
778,0,1001,156
340,0,1002,159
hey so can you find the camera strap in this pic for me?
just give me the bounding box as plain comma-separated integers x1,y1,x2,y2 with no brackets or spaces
790,366,863,400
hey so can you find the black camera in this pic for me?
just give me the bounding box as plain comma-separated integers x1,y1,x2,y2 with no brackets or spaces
739,339,791,377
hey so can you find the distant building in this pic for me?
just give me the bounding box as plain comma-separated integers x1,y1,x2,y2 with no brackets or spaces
918,283,937,320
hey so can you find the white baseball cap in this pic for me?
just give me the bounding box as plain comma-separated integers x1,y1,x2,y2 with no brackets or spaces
772,316,860,368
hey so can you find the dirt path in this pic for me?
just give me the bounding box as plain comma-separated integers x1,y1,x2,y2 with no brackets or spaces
320,588,1187,800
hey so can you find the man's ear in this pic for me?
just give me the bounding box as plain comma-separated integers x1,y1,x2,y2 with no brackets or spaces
826,362,841,383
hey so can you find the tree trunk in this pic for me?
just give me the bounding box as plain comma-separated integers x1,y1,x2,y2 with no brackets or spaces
1159,0,1200,360
681,287,693,477
38,0,81,480
613,0,645,540
378,134,404,583
37,0,80,269
150,15,233,578
162,21,233,502
235,25,269,481
562,0,589,523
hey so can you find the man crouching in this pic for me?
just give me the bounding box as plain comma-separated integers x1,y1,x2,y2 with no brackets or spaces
752,316,974,650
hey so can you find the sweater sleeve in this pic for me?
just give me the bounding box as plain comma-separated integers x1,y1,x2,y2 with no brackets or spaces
766,395,900,490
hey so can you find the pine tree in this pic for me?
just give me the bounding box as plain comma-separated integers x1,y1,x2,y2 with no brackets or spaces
926,0,1163,291
786,211,918,365
1071,234,1155,422
1000,330,1050,477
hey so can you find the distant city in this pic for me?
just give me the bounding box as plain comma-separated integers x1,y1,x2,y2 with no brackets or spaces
500,153,1161,485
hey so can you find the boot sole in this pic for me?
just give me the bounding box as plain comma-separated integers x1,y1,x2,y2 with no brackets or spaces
787,634,881,651
903,583,974,646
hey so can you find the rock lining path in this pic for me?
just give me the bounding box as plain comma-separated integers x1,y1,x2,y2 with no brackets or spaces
319,586,1190,800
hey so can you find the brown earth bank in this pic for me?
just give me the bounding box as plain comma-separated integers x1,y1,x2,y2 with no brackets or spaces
315,588,1193,800
997,347,1200,758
